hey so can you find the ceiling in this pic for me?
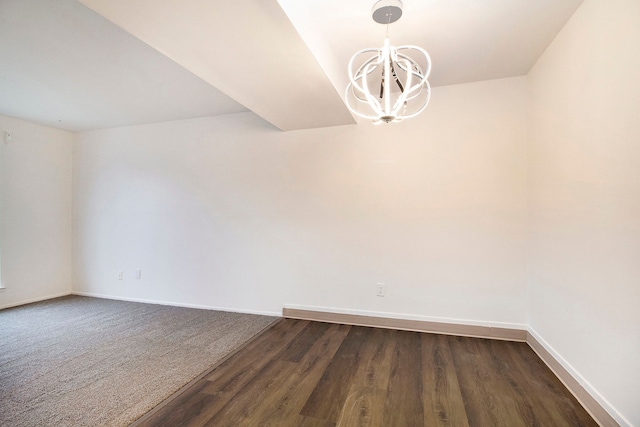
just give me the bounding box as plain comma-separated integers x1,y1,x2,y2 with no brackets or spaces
277,0,585,91
0,0,583,132
0,0,247,132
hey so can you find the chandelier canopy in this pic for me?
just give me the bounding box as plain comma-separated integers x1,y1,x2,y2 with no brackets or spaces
345,0,431,124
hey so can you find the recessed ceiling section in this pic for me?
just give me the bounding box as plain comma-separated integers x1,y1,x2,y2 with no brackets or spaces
277,0,584,88
0,0,249,132
78,0,356,131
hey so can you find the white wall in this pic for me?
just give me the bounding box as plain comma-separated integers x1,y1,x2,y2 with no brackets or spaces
0,114,73,309
527,0,640,425
73,76,528,324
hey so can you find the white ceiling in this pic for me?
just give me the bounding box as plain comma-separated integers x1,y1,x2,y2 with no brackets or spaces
0,0,247,132
77,0,356,132
277,0,585,90
0,0,583,132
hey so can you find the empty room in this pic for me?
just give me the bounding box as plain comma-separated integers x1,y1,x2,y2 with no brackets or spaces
0,0,638,426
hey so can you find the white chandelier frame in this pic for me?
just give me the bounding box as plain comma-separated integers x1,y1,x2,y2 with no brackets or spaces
345,1,432,124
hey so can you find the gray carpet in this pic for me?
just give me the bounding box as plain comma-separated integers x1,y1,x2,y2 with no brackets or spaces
0,295,277,427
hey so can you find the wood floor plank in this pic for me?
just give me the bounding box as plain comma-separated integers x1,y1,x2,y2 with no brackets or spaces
334,327,394,427
277,321,332,363
202,359,299,427
203,318,307,391
350,327,395,391
507,343,599,427
449,336,529,427
382,329,424,427
238,323,351,427
336,385,387,427
300,325,368,423
494,341,575,427
294,414,337,427
482,340,550,426
421,333,469,427
198,321,328,425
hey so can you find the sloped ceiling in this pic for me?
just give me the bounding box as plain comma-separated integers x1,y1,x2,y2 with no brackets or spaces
0,0,247,132
77,0,356,131
0,0,583,132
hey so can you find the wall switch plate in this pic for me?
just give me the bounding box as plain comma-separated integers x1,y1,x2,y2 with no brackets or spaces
135,270,142,279
376,283,386,297
117,271,123,280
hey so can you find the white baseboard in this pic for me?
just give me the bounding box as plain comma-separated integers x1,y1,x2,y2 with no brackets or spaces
0,291,72,310
71,291,281,317
283,304,528,341
527,328,627,427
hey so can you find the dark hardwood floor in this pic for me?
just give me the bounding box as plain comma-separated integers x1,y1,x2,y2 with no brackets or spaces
135,319,597,426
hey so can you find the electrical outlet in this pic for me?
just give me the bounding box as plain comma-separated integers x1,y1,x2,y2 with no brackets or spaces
376,283,386,297
135,269,142,280
117,271,123,280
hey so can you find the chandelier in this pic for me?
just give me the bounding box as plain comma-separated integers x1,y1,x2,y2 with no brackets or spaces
345,0,431,124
